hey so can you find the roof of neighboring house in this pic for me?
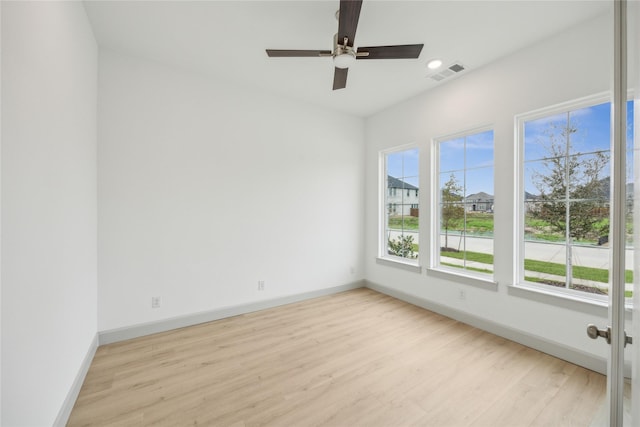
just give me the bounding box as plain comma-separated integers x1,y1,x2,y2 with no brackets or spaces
465,191,494,201
388,176,418,190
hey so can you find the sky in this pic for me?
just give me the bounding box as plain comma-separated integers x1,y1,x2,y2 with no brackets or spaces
439,130,494,196
386,100,636,199
387,148,419,189
523,100,635,194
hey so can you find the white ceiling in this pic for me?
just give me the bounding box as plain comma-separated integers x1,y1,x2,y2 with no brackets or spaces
84,0,610,117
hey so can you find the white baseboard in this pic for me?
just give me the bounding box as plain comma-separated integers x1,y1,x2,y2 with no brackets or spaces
99,280,365,345
53,333,99,427
365,280,608,375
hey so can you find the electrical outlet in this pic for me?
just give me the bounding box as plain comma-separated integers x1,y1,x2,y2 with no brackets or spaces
350,266,356,275
458,289,466,300
258,280,265,291
151,296,161,308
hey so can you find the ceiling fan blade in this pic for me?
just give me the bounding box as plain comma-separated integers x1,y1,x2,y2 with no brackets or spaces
266,49,332,57
356,44,424,59
333,67,348,90
338,0,363,47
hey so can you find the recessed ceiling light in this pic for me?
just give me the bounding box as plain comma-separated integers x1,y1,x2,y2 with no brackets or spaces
427,59,443,70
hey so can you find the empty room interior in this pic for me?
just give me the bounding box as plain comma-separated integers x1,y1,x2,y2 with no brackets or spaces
2,0,640,425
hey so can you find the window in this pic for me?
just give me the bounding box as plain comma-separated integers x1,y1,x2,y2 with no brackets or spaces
435,129,494,277
382,147,419,262
517,98,634,298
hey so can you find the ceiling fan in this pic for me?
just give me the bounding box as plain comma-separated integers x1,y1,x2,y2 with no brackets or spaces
265,0,424,90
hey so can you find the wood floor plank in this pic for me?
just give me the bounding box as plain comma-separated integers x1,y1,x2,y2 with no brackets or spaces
68,288,606,426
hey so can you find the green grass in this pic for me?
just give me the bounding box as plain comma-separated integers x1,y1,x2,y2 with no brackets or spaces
388,216,419,231
463,213,494,232
441,212,494,234
524,215,634,245
390,212,495,234
391,213,633,243
524,258,633,284
524,233,565,243
395,212,632,245
525,218,549,228
440,249,493,264
523,258,565,277
441,249,633,284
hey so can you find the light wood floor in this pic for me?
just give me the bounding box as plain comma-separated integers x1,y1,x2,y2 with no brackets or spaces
69,288,606,426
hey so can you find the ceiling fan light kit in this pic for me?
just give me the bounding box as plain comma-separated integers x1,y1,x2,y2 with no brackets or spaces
266,0,424,90
333,37,359,69
334,50,356,69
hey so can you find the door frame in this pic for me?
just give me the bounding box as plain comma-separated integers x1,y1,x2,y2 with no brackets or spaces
609,0,629,425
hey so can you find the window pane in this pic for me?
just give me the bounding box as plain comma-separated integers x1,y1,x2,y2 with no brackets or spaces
464,206,494,236
567,152,611,199
439,168,464,257
520,100,618,296
437,130,494,277
403,148,419,177
570,242,609,295
440,138,464,173
387,229,419,259
524,112,568,161
387,204,399,228
568,103,611,155
387,152,404,179
383,148,419,262
400,210,419,231
465,167,494,206
531,199,568,245
440,171,464,206
524,201,551,242
466,130,494,169
524,160,546,199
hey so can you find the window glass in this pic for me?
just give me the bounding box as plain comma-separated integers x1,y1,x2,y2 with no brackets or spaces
383,148,419,261
436,130,494,276
520,100,634,298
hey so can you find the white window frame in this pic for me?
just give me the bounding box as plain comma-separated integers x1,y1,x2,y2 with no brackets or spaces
514,93,614,305
378,144,421,271
430,125,496,285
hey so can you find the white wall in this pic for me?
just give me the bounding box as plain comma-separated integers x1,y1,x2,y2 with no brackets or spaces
365,12,615,366
1,2,98,426
98,50,364,331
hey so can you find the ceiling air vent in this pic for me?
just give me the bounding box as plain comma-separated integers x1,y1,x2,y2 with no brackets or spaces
428,62,466,82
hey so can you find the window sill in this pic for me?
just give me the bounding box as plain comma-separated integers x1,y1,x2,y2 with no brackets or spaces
508,281,627,315
426,267,498,291
376,257,422,274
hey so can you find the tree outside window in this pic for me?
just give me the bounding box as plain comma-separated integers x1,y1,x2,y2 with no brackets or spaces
437,130,494,276
521,100,634,296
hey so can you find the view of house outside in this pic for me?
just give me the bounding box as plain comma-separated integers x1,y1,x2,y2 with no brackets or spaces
383,100,635,298
385,148,419,260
